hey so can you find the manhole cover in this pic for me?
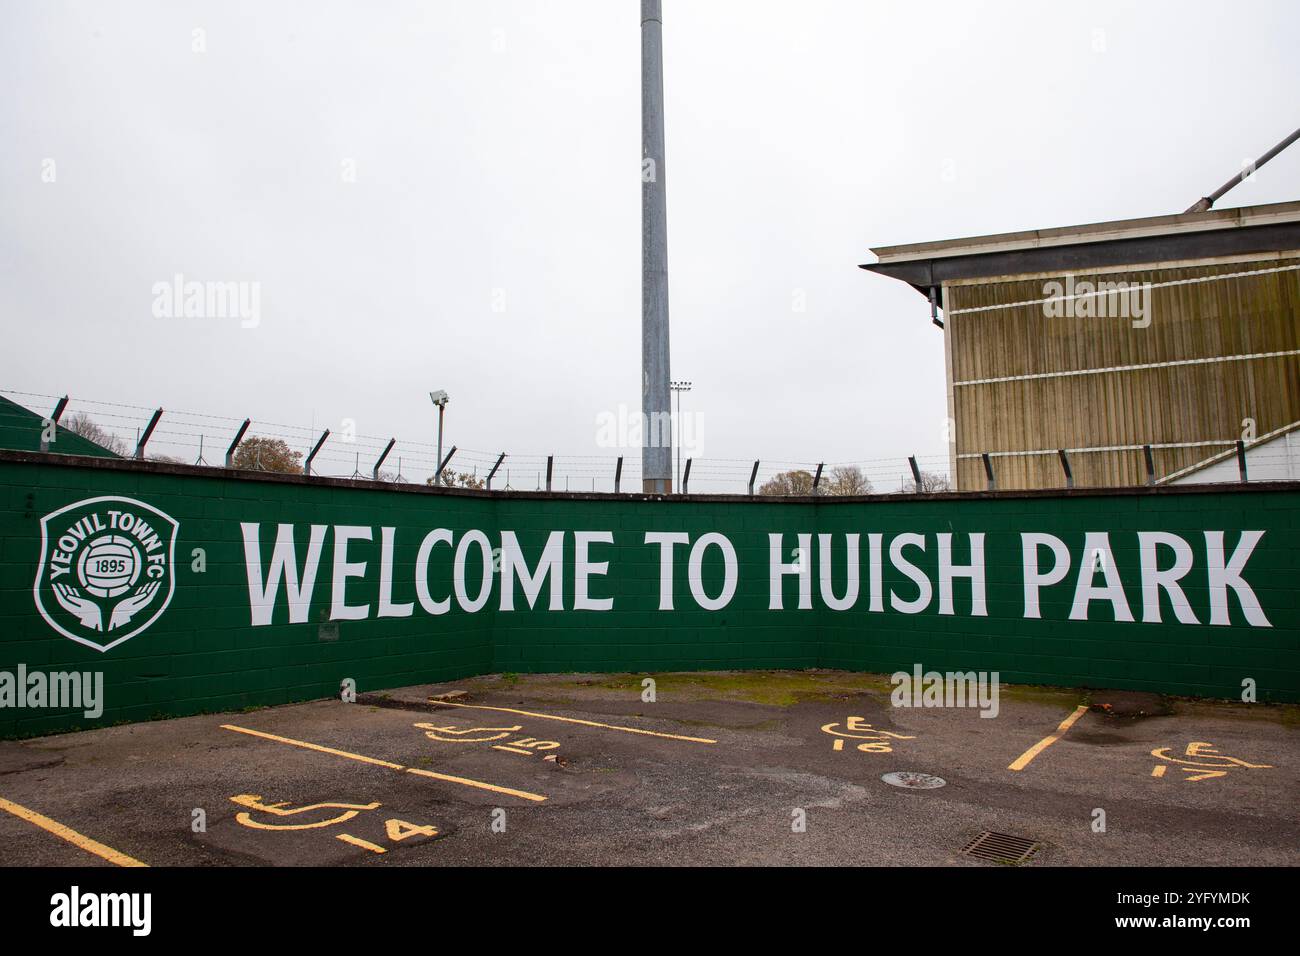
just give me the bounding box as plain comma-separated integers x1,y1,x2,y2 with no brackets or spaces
881,771,946,789
960,831,1042,865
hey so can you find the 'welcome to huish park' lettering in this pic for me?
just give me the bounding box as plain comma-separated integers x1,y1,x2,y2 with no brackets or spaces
238,524,1271,628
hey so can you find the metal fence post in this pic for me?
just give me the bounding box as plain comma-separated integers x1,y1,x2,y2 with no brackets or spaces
1058,449,1074,489
614,456,623,494
486,452,506,490
1143,444,1155,486
1236,440,1248,483
134,408,164,459
545,456,553,492
373,438,396,479
225,419,251,468
908,455,922,493
682,458,692,495
41,395,69,452
435,446,458,485
304,429,330,476
812,462,824,495
981,453,995,491
748,460,760,496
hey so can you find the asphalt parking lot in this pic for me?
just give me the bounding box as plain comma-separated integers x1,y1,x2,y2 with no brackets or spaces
0,670,1296,867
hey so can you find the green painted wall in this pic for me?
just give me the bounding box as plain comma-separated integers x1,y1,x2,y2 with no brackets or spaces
1,452,1296,737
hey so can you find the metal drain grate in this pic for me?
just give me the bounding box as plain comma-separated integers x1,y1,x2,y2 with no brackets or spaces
960,831,1042,865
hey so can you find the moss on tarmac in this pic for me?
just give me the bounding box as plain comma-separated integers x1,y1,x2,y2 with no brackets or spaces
462,669,1299,724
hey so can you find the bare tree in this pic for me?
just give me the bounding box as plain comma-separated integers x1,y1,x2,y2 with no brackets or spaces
758,469,815,496
63,412,129,456
760,466,875,496
917,471,951,493
826,465,872,496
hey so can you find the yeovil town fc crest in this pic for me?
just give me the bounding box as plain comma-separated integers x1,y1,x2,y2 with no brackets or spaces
33,496,179,652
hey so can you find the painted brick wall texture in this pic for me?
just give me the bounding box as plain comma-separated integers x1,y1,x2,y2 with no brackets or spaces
1,453,1296,737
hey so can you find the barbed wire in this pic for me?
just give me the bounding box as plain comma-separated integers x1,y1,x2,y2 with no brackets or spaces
5,386,957,494
19,383,1288,490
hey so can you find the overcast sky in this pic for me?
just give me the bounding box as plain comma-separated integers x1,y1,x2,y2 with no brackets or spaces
2,0,1298,490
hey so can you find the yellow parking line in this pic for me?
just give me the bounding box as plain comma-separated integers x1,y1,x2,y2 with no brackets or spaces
222,724,547,803
428,700,717,744
222,724,404,768
336,833,387,854
1007,705,1089,771
0,795,147,867
403,766,546,801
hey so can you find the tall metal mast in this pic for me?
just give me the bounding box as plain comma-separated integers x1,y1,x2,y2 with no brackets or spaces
641,0,672,493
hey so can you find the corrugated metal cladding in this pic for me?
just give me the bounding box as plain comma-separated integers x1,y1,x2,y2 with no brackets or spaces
946,254,1300,491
